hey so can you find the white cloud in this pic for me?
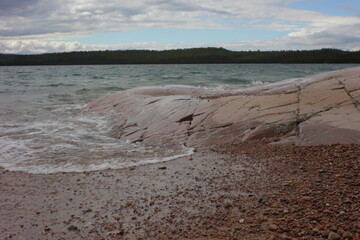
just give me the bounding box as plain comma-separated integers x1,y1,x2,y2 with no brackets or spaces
2,23,359,54
0,39,185,54
223,24,360,51
1,0,360,53
1,0,359,36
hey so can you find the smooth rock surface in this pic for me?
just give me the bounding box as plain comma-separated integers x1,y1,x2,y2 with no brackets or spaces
86,67,360,147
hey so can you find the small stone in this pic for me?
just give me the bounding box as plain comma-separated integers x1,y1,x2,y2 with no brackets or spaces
268,223,278,231
302,196,312,201
239,219,245,223
279,234,292,240
328,231,341,240
67,225,79,231
224,201,232,209
158,166,167,170
342,232,352,239
322,231,330,238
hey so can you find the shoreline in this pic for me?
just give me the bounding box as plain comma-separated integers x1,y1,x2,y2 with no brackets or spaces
1,67,360,239
1,142,359,239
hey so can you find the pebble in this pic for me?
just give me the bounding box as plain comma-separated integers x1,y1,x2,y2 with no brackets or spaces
279,234,292,240
239,219,245,223
302,196,312,201
328,231,341,240
342,231,352,239
268,223,278,231
67,225,79,231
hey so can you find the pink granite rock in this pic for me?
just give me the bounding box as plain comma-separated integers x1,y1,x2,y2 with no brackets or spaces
86,67,360,147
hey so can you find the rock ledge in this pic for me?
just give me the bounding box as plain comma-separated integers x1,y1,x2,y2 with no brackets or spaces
86,67,360,147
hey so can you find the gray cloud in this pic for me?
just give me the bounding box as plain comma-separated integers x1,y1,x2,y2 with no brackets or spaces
2,24,359,54
0,0,331,37
222,24,360,51
0,0,60,18
0,0,39,14
1,0,360,53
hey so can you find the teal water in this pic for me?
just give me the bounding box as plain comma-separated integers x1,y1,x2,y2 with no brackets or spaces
0,64,357,173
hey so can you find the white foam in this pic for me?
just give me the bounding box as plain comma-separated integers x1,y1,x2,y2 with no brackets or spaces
1,144,194,174
0,103,194,174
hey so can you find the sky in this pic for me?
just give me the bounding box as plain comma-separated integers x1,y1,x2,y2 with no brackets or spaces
0,0,360,54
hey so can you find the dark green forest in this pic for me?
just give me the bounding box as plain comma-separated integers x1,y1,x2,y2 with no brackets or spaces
1,48,360,65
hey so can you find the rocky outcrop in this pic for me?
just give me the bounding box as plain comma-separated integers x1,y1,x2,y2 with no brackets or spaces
86,67,360,147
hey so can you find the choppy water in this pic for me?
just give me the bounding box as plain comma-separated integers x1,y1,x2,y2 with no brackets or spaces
0,64,357,174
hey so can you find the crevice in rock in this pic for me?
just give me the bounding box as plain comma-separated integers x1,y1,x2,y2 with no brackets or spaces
338,79,360,112
226,99,252,121
191,99,202,116
173,101,193,136
262,101,298,111
124,129,141,137
209,123,233,129
177,114,194,123
146,99,160,105
293,104,340,134
188,111,213,131
124,123,138,129
211,97,245,116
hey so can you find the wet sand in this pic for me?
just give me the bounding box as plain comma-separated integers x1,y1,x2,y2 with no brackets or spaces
1,142,359,240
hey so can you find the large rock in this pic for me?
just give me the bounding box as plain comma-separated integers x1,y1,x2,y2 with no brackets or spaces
86,67,360,147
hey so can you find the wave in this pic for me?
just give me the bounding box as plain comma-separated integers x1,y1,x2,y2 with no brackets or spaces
41,83,77,87
0,105,193,174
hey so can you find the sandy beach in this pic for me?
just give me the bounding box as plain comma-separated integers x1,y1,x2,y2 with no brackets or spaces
1,142,359,240
1,67,360,239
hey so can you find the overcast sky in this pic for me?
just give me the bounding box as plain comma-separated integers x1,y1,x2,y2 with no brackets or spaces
1,0,359,54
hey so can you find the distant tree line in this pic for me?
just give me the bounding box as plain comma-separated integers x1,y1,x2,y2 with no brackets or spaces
1,48,360,65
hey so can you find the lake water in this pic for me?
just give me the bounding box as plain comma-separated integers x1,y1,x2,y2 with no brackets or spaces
0,64,357,174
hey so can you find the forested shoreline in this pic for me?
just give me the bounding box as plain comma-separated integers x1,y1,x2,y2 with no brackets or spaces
1,47,360,65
